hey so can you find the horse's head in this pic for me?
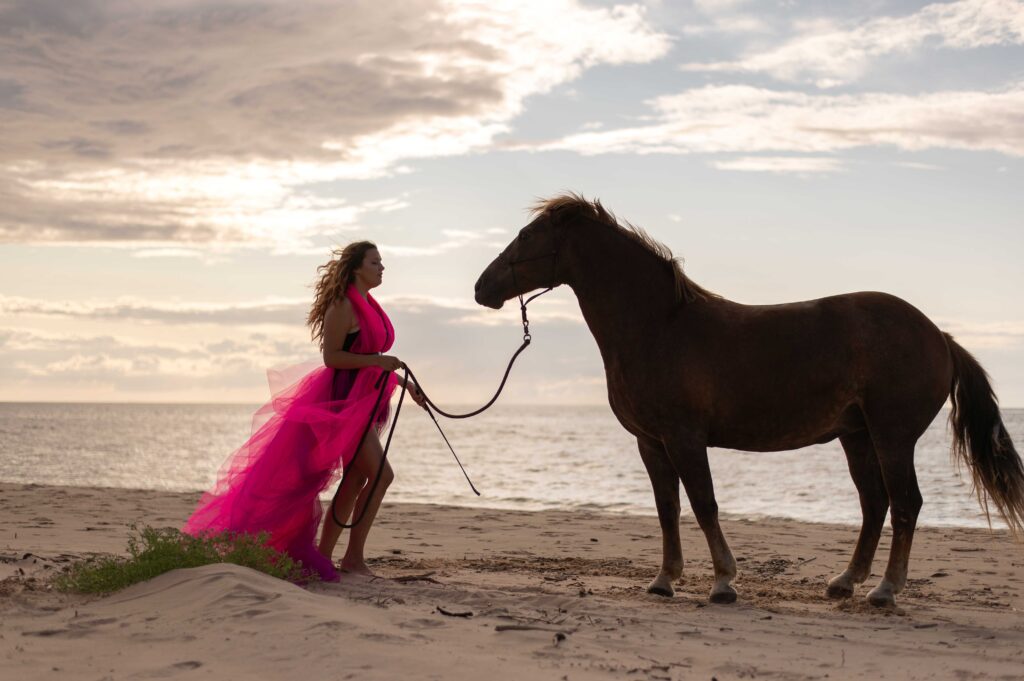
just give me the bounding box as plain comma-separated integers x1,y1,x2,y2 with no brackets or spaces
474,207,568,310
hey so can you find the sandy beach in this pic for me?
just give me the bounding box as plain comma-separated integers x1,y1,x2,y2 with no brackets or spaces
1,482,1022,680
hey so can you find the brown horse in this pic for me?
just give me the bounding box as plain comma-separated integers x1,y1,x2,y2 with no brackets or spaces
473,194,1024,607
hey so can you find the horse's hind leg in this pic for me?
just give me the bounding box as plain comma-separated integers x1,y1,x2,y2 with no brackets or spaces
664,437,737,604
827,430,889,599
637,435,682,597
866,440,923,607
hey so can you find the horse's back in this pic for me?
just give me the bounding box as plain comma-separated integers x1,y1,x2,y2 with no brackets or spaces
716,290,949,366
688,291,952,450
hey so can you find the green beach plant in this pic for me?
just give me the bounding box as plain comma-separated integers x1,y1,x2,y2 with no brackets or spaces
54,525,312,594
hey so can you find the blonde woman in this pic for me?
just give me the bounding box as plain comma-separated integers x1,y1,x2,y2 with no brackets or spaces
184,242,423,581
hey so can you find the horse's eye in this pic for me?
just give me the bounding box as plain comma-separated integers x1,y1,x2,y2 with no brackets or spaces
519,231,531,242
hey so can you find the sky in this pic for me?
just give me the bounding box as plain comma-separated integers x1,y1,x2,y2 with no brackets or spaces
1,0,1022,406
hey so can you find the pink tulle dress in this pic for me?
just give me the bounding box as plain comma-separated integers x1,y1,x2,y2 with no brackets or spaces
183,286,399,581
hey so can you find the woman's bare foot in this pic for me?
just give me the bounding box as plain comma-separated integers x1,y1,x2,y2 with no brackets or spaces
339,558,375,576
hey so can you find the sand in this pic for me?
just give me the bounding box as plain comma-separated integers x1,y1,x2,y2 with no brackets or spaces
1,482,1022,680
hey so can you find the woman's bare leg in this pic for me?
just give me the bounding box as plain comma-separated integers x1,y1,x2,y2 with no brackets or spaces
340,431,393,575
318,469,367,560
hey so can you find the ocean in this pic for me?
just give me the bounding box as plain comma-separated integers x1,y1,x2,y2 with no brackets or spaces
1,402,1020,529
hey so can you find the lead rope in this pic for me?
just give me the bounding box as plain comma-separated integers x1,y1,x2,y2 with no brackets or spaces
330,286,552,529
406,286,551,419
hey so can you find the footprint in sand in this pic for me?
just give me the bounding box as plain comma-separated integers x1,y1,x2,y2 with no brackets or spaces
22,617,117,639
237,608,272,618
137,661,204,678
21,629,84,639
358,632,412,643
397,618,448,630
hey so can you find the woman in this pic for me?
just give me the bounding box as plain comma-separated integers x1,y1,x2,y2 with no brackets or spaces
184,241,423,581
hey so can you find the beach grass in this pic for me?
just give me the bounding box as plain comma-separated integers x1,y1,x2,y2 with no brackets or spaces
53,525,310,594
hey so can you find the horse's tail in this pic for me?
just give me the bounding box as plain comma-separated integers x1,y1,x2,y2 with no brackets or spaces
944,332,1024,536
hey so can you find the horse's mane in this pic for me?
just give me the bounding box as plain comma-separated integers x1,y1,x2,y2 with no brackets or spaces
531,193,718,304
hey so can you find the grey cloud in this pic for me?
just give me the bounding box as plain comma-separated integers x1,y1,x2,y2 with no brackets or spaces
0,79,26,109
10,292,1023,403
92,119,152,136
0,0,108,38
0,326,314,395
0,0,502,166
1,294,608,403
1,329,196,360
1,297,309,325
204,339,247,353
680,0,1024,86
0,0,668,247
0,194,229,244
538,84,1024,159
1,293,582,330
39,137,112,159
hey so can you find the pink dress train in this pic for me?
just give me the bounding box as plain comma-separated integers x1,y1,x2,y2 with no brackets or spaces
183,286,399,581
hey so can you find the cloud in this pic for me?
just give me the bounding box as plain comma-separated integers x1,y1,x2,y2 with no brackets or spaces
680,0,1024,86
380,229,498,257
0,167,407,253
691,0,753,13
532,83,1024,158
893,161,944,171
680,16,771,36
0,291,586,328
131,248,211,259
0,291,602,402
0,328,313,393
0,0,669,250
0,295,310,325
682,0,770,36
5,293,1021,403
939,320,1024,349
710,155,844,173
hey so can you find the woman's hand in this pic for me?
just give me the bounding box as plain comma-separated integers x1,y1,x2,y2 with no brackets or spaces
376,355,403,372
408,382,427,409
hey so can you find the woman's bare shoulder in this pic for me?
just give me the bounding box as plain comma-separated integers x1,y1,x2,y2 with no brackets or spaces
328,296,353,313
324,296,356,332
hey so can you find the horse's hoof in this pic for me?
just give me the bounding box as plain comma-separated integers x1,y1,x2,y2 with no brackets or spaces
826,579,854,600
647,577,675,598
866,585,895,608
709,585,737,604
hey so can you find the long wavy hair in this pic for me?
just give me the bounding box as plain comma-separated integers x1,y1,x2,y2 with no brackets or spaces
307,241,378,349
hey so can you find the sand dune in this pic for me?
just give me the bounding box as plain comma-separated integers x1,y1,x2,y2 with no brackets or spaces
2,482,1023,679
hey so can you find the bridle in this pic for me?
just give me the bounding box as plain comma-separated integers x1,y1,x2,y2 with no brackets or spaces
330,223,563,532
417,221,564,417
507,219,564,340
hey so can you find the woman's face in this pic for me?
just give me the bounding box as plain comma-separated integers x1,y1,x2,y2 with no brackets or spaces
354,248,384,289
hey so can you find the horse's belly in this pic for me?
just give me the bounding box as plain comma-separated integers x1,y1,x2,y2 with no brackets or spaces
708,403,865,452
712,431,839,452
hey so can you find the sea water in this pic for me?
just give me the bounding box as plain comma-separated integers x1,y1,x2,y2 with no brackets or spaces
1,402,1020,529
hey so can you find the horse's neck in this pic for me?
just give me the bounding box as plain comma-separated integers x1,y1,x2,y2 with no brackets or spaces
565,229,679,354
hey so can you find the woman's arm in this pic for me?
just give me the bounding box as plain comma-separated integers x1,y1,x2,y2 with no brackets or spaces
322,298,388,370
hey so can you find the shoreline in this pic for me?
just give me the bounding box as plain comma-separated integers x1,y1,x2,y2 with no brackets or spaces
1,479,1009,532
2,482,1023,679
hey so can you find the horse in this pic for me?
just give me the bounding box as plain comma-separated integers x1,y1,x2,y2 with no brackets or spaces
473,193,1024,607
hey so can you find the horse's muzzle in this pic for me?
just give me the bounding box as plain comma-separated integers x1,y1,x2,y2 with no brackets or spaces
473,274,504,309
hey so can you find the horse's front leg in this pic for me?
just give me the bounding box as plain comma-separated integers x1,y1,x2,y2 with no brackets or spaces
637,435,682,597
664,436,738,604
